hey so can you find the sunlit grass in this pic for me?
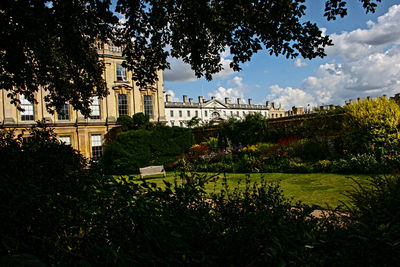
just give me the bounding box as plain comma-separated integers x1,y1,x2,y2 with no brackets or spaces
116,172,370,209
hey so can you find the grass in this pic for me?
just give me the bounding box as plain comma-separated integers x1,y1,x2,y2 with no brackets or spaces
117,172,371,208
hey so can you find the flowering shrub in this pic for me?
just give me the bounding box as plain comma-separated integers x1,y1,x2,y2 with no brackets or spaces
313,160,332,173
342,97,400,154
189,144,211,156
238,144,259,153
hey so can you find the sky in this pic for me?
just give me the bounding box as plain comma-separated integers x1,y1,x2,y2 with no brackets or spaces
162,2,400,109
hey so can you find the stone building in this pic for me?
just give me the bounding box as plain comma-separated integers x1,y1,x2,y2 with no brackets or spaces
0,42,166,159
165,95,280,127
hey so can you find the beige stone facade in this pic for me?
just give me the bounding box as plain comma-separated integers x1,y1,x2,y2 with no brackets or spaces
0,43,166,159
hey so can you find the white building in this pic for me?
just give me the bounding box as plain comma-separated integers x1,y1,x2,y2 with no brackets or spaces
165,95,286,127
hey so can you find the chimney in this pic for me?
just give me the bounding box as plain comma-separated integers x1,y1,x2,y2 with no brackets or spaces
211,96,216,100
189,98,193,104
225,97,230,104
183,95,187,103
166,94,171,102
248,98,252,105
198,96,204,103
237,98,241,104
271,102,275,109
266,101,270,108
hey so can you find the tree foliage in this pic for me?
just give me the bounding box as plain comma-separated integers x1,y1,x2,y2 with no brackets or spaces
0,0,117,116
1,0,382,114
342,97,400,154
116,112,153,131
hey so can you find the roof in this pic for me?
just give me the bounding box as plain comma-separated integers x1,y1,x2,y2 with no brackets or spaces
165,99,270,110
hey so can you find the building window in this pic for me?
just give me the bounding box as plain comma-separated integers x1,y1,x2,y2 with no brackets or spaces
171,121,174,126
90,97,101,119
223,111,226,116
230,111,233,116
116,64,127,81
195,110,198,117
205,110,208,117
91,135,103,161
144,95,153,119
179,110,182,117
243,111,246,116
180,121,183,127
20,95,34,121
237,111,239,116
59,136,71,146
57,103,70,121
280,114,283,117
118,94,128,116
187,110,190,117
170,110,174,117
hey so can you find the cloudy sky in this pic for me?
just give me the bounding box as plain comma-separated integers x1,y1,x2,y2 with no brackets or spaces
163,2,400,109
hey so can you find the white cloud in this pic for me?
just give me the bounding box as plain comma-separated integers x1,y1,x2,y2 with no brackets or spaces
265,85,317,110
163,49,235,82
208,76,245,102
163,58,197,82
294,58,308,67
269,5,400,107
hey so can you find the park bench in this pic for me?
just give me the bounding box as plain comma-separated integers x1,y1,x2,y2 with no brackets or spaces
139,165,166,179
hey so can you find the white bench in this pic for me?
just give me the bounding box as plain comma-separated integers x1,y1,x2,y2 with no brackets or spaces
139,165,166,179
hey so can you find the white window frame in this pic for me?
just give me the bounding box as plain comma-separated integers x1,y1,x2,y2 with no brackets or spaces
90,97,101,119
20,95,34,121
116,64,127,81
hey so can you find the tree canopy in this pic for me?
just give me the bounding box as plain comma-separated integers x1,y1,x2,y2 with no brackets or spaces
0,0,381,115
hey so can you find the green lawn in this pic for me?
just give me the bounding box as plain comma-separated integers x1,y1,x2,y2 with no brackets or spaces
117,172,371,208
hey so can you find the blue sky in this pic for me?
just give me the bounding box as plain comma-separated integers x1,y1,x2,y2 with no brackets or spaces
163,2,400,109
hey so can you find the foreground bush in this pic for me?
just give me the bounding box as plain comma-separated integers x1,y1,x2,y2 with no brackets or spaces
0,126,90,265
1,127,399,265
315,174,400,266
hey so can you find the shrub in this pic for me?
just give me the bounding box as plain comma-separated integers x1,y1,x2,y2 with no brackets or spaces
217,113,270,146
331,159,353,173
116,112,153,131
342,97,400,154
313,160,332,173
101,126,194,174
348,153,379,173
0,125,91,265
316,175,400,266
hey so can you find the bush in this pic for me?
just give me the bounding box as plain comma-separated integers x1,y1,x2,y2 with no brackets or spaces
342,96,400,154
331,159,353,173
0,125,92,265
217,113,270,146
101,125,194,174
76,174,320,265
316,175,400,266
313,160,332,173
116,112,153,131
349,153,379,173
